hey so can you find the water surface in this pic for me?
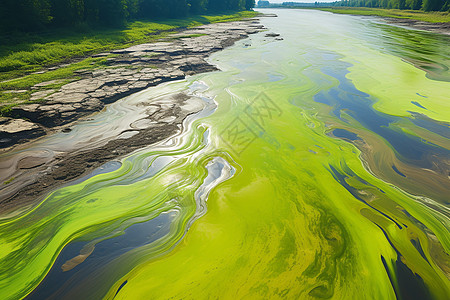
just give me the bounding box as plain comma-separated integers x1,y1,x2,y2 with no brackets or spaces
0,9,449,300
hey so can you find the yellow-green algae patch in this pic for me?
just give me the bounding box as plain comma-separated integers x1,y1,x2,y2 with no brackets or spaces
0,125,213,299
107,72,448,299
107,24,449,297
344,51,450,123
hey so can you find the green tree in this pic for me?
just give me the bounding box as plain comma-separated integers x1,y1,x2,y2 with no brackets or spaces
1,0,52,30
422,0,445,10
245,0,256,10
126,0,141,19
50,0,84,26
97,0,128,26
168,0,189,17
0,0,254,31
405,0,422,9
208,0,227,11
188,0,208,14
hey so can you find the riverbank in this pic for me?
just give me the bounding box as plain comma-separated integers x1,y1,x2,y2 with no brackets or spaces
0,17,269,216
318,7,450,34
0,11,258,124
0,11,258,79
0,13,261,149
319,8,450,23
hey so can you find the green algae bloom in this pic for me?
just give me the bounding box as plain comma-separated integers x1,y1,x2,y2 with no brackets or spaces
0,9,449,300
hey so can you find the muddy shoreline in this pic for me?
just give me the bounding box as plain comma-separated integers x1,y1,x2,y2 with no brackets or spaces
320,9,450,35
0,19,266,149
378,17,450,35
0,18,268,215
0,93,206,214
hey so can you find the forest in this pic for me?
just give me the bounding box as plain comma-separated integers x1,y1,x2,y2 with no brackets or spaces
333,0,449,11
0,0,256,31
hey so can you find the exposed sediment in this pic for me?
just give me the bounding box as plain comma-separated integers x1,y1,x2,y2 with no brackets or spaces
0,93,206,214
382,18,450,35
0,20,266,149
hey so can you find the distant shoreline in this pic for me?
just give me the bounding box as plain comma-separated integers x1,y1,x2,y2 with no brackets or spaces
257,7,450,35
317,7,450,35
317,7,450,23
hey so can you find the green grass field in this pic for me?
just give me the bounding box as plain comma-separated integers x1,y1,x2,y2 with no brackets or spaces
0,11,257,115
318,7,450,23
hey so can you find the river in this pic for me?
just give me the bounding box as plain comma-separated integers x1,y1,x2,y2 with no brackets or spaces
0,8,449,300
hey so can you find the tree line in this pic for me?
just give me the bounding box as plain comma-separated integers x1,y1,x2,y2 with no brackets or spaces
0,0,256,31
333,0,449,11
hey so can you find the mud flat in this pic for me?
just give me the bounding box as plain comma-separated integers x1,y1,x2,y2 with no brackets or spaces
379,17,450,35
0,18,269,214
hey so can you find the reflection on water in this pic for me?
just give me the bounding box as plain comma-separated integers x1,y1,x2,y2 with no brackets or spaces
371,22,450,82
27,212,174,300
0,8,449,300
314,52,450,167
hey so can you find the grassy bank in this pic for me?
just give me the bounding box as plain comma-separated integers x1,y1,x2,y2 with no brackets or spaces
0,11,257,114
0,11,257,82
318,7,450,23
